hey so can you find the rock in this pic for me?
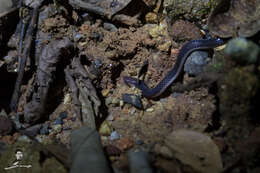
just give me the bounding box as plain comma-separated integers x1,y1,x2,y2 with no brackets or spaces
145,12,158,23
106,97,120,107
208,0,260,38
69,0,132,19
110,131,120,141
164,0,217,22
0,109,8,117
136,139,143,145
103,22,118,32
0,116,13,135
53,117,63,125
0,0,18,49
23,124,43,137
172,92,181,98
157,41,172,52
24,0,44,8
0,0,13,14
59,112,67,119
94,59,102,69
167,20,202,41
73,33,83,42
184,50,210,76
154,144,173,159
213,137,227,153
145,108,154,112
122,94,143,109
165,129,223,173
224,38,260,65
99,121,113,136
128,151,153,173
52,124,62,133
147,23,168,39
71,126,112,173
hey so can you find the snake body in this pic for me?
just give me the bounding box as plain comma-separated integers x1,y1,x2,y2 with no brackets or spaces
123,38,224,98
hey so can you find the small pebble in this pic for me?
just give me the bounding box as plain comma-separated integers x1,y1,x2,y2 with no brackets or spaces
99,121,113,136
35,135,43,143
105,97,113,105
110,131,120,140
122,94,143,109
184,50,210,76
103,22,118,32
53,117,63,125
62,126,71,131
136,139,143,145
119,100,124,107
59,112,67,119
130,108,136,115
74,33,83,42
112,98,120,105
172,92,181,98
102,89,110,97
94,59,102,69
146,108,154,112
81,12,93,21
52,124,62,133
106,113,115,121
63,94,71,104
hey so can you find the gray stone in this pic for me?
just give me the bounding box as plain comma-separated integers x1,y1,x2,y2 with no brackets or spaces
0,0,12,14
184,50,210,76
122,94,143,109
165,129,223,173
103,22,118,32
128,151,153,173
109,131,120,140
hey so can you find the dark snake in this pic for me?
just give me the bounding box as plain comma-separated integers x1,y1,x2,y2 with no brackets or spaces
123,38,224,98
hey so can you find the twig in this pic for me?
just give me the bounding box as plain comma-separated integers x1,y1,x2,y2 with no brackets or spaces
10,7,39,112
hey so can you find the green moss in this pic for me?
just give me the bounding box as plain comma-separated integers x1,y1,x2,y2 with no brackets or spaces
164,0,219,21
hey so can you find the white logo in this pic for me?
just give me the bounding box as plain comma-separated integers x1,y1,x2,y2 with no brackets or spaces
4,149,32,170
